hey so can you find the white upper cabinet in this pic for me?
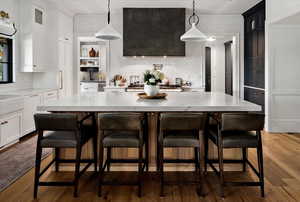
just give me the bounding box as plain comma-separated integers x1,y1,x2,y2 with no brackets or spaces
58,12,73,42
20,0,58,72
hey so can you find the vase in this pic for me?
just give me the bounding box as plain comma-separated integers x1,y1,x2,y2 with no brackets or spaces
144,85,159,96
89,48,96,57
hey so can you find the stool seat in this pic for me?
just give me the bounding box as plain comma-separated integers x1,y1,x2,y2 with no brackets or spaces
41,125,94,148
164,131,200,147
103,131,141,147
208,125,258,148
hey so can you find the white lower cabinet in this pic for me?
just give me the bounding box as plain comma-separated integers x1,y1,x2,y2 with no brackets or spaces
22,90,58,137
23,94,42,136
0,112,22,147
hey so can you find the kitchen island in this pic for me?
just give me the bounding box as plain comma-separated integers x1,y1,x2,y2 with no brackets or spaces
37,92,261,171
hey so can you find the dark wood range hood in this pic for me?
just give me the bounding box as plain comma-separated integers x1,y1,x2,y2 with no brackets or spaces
123,8,186,57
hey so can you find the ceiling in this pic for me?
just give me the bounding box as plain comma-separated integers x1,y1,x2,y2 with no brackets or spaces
49,0,262,15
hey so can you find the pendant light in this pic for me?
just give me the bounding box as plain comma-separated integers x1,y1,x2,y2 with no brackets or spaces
0,11,17,37
95,0,121,40
180,0,207,42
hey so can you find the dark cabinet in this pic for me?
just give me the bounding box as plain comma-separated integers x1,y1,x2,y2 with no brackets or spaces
243,0,265,113
244,87,265,113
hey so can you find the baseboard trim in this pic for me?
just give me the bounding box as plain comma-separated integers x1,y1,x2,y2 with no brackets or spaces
268,119,300,133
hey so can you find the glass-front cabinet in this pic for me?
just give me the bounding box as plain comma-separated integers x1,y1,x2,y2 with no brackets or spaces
0,37,13,83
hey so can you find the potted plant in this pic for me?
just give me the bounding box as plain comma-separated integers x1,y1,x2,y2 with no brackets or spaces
143,70,164,96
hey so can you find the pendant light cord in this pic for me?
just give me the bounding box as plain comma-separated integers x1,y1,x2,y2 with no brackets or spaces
107,0,111,24
189,0,200,25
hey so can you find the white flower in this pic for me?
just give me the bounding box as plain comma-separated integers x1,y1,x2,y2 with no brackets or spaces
149,78,156,83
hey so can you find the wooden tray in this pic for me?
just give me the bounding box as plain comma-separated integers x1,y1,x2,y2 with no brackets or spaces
137,93,167,99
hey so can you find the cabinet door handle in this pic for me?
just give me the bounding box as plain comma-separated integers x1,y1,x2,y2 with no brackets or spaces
1,121,8,125
59,70,63,90
48,93,54,96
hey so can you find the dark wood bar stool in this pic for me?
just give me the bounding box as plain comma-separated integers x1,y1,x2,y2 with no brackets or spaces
205,113,265,198
33,113,98,198
98,113,148,197
158,113,207,197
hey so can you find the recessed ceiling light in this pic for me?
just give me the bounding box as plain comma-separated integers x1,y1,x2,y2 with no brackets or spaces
206,37,216,42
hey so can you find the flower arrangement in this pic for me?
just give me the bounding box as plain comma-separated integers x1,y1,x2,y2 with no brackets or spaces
143,70,164,86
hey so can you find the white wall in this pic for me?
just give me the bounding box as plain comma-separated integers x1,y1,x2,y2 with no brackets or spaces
74,11,243,93
265,25,300,132
267,0,300,24
265,0,300,132
0,0,33,92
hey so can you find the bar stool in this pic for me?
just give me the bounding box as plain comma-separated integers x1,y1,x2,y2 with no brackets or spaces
33,113,98,198
98,113,148,197
158,113,207,197
205,113,265,198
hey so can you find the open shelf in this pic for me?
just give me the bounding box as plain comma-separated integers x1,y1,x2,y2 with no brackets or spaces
80,57,99,60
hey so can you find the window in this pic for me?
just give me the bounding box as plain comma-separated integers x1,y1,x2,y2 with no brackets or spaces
0,37,13,83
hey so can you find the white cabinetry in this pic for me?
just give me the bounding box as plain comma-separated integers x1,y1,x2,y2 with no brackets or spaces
58,12,73,41
22,94,42,136
59,40,73,98
22,90,58,137
0,112,22,148
58,12,73,98
20,0,57,72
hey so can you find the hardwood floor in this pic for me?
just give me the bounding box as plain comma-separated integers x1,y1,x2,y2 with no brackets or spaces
0,132,300,202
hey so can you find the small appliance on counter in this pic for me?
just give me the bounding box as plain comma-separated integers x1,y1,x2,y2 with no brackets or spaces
80,80,106,93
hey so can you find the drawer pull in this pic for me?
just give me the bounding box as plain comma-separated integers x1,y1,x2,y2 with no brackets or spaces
47,93,54,96
1,121,8,125
30,95,39,98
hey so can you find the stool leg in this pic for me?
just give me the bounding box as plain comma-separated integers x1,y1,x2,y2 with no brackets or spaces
242,148,247,172
196,147,204,197
204,135,209,174
257,135,265,197
93,135,98,172
73,145,82,197
33,144,42,199
98,143,104,197
194,147,199,171
107,147,111,172
218,145,225,198
55,148,60,172
145,137,149,172
138,144,143,197
160,146,164,197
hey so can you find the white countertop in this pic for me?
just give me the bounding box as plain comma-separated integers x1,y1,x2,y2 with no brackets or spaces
37,92,261,112
0,88,58,96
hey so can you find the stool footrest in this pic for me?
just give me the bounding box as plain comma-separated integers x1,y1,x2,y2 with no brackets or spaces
38,181,74,186
109,159,146,163
225,181,261,186
163,159,196,163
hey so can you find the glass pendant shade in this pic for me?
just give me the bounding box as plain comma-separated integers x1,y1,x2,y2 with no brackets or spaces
95,23,121,40
180,23,207,42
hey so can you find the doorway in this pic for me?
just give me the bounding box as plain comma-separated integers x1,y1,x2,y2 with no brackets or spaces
224,41,233,95
204,35,239,97
205,47,211,92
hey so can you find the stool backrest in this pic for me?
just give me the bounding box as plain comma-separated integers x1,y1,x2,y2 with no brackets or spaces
160,113,207,131
221,113,265,132
99,113,144,131
34,113,78,131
